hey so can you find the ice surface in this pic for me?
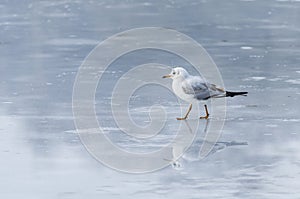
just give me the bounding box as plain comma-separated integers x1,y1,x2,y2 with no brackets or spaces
0,0,299,198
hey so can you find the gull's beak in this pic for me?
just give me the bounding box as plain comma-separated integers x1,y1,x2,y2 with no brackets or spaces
162,74,172,78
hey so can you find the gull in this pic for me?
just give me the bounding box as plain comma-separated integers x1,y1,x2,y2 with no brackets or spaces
163,67,248,120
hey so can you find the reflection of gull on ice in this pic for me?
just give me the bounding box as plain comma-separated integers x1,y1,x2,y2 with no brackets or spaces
168,120,248,169
169,140,248,170
183,140,248,161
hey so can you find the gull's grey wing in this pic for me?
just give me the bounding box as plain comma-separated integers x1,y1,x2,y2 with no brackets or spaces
182,76,225,100
182,77,211,100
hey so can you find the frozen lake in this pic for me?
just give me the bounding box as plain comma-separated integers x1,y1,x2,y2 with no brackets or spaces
1,0,300,198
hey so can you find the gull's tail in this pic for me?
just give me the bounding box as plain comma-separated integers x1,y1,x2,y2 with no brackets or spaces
225,91,248,97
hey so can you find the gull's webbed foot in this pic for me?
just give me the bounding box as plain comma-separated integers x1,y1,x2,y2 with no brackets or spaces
176,117,187,120
199,114,209,119
176,104,192,121
199,104,209,119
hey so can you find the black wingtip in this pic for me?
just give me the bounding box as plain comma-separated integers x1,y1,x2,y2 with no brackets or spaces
226,91,248,97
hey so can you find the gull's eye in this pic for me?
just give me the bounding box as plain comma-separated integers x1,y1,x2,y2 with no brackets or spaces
172,71,176,75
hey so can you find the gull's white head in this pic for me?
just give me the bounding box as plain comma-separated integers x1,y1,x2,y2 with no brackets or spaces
162,67,189,80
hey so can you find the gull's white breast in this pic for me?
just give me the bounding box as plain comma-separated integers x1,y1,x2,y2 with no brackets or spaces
172,79,196,103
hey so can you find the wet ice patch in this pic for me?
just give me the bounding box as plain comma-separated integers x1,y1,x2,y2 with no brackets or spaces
249,55,264,58
42,12,74,18
240,46,253,50
266,124,278,128
46,38,99,46
2,101,13,104
268,77,283,82
263,133,273,136
285,79,300,85
243,76,266,81
282,119,300,122
64,127,120,134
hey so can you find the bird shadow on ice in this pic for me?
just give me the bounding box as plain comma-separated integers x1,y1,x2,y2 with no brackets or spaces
167,120,248,170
